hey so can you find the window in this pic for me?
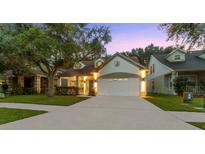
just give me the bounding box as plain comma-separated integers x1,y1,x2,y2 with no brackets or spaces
174,55,181,60
152,80,155,91
114,60,120,67
74,63,81,69
61,79,68,87
96,61,103,67
152,64,155,73
150,66,152,74
94,59,104,68
73,62,85,70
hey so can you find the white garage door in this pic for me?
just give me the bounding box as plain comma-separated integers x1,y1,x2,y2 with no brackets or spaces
98,78,140,96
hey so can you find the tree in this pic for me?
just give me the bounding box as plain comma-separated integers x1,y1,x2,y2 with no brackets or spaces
0,24,29,75
1,23,111,97
119,44,177,66
173,76,188,96
160,23,205,49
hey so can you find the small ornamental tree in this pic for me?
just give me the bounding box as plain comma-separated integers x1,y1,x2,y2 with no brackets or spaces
173,76,188,96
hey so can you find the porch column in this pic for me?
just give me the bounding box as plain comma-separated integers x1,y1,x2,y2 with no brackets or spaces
34,76,41,94
18,76,24,87
171,72,178,95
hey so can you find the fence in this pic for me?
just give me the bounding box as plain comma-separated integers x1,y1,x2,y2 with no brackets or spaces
55,86,79,96
185,86,205,96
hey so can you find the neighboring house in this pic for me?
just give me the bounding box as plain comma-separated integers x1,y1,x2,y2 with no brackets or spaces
4,68,49,94
59,53,147,96
147,49,205,95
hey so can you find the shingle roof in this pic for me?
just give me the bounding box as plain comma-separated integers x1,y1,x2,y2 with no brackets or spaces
153,50,205,71
60,53,144,77
60,61,96,77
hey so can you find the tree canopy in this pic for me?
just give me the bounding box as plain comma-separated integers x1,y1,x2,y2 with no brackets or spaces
0,23,111,96
160,23,205,49
0,24,30,75
119,44,179,66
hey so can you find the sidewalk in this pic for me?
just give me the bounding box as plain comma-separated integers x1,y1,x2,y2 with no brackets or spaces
169,111,205,122
0,103,65,112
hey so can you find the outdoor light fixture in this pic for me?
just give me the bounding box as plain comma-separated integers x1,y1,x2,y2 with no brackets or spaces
140,69,147,96
93,72,98,94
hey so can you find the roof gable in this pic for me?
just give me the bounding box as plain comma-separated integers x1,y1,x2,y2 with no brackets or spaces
153,50,205,71
166,48,186,58
98,53,145,71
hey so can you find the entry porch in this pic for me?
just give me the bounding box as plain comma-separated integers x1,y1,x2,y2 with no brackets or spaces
57,73,98,96
164,70,205,96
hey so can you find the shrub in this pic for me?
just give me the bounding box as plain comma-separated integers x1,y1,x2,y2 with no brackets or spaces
0,85,3,93
173,77,188,96
23,88,37,95
12,84,23,95
2,83,8,93
199,81,205,91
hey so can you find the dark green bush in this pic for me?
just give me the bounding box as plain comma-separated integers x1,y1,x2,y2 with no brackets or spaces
23,88,37,95
2,83,8,93
173,77,188,96
12,84,23,95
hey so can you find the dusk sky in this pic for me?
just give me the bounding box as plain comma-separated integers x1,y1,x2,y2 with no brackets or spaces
91,23,175,54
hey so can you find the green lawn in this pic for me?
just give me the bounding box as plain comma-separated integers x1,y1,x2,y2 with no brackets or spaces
0,95,89,106
0,108,47,125
144,94,205,112
188,122,205,130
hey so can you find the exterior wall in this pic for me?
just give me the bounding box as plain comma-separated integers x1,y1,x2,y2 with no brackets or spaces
147,55,174,94
166,50,186,62
98,55,142,96
148,76,164,94
147,74,176,95
147,55,173,80
99,56,140,77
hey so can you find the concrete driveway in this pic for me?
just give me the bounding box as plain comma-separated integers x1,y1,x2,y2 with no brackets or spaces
0,96,199,130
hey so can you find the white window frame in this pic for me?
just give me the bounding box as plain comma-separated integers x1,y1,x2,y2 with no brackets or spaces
174,55,181,61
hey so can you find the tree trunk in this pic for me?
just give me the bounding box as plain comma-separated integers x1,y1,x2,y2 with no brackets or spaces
47,74,55,97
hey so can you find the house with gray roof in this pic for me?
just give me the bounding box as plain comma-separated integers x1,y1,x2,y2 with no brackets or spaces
59,52,147,96
147,49,205,95
3,53,147,96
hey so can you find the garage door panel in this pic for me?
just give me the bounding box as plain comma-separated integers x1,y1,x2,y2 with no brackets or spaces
98,78,140,96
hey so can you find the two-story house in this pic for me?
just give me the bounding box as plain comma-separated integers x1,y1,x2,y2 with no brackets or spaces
147,49,205,95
